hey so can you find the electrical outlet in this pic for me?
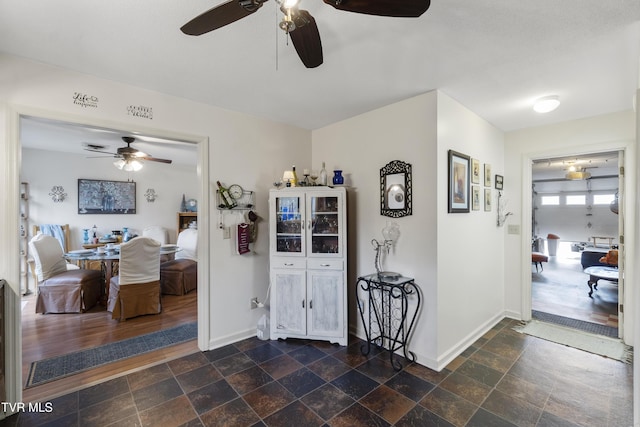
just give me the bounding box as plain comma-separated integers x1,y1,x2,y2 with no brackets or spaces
507,224,520,235
223,227,231,239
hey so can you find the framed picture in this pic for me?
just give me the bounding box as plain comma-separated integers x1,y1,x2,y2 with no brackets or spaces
448,150,470,213
484,188,492,211
472,186,480,211
495,174,504,190
471,158,480,184
484,163,492,187
78,179,136,214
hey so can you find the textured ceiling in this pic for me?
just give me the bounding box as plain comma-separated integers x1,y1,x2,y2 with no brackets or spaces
2,0,639,134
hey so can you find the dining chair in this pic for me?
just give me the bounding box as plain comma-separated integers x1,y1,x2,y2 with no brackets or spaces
107,237,162,320
29,234,102,314
143,225,172,262
160,228,197,295
29,224,79,285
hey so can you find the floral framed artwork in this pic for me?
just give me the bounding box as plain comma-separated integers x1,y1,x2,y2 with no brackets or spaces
484,163,492,187
448,150,470,213
471,158,480,184
472,186,480,211
495,174,504,190
484,188,492,211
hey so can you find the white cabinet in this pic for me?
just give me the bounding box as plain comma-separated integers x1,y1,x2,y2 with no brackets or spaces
269,187,347,346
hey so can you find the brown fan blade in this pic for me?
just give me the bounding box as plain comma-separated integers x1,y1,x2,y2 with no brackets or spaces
84,148,118,156
181,0,268,35
140,157,173,164
322,0,430,17
289,10,323,69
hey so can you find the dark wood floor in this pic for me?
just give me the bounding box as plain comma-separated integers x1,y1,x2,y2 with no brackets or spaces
21,290,198,402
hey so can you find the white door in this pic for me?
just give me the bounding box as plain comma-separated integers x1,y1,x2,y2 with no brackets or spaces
271,193,305,257
272,269,306,335
306,191,344,257
307,270,343,338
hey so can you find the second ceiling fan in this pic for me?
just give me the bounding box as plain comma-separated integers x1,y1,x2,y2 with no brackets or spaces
181,0,431,68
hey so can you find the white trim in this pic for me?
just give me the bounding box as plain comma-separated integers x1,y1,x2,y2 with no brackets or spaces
4,104,211,405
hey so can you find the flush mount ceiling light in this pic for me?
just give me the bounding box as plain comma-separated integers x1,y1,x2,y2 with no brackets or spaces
533,95,560,113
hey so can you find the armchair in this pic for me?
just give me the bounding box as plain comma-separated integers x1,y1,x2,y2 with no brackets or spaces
29,234,101,313
107,237,162,321
160,228,197,295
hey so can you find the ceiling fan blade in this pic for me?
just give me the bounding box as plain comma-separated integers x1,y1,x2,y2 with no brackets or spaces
322,0,430,17
289,10,323,69
140,157,173,164
84,148,117,156
181,0,267,35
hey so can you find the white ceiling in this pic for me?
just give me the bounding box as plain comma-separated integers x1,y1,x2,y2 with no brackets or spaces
2,0,639,135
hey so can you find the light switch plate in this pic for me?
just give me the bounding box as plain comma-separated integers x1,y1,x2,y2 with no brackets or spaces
507,224,520,235
223,227,231,239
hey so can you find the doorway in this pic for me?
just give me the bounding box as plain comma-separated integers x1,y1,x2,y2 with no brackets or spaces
530,151,622,337
9,109,210,402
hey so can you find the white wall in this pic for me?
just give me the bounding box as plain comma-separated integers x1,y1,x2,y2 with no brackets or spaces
312,91,505,370
504,111,636,343
22,147,197,246
0,54,312,358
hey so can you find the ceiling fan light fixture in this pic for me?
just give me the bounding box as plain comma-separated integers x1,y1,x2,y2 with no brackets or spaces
533,95,560,113
565,170,591,180
282,0,299,8
114,158,143,172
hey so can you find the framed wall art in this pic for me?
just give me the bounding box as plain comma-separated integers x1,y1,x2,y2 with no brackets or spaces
484,188,492,212
78,179,136,214
448,150,470,213
472,186,480,211
495,174,504,190
471,158,480,184
484,163,492,187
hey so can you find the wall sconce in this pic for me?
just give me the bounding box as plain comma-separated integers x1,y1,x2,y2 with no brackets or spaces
145,188,157,202
496,191,513,227
49,186,67,203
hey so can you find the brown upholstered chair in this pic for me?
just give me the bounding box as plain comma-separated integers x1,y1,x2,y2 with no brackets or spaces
107,237,162,321
29,234,101,314
160,229,197,295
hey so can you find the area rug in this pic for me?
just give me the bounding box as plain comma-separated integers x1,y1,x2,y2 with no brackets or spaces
531,310,618,338
513,320,632,363
26,322,197,388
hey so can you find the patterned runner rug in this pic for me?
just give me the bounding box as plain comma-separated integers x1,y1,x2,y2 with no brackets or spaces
531,310,618,338
26,322,197,388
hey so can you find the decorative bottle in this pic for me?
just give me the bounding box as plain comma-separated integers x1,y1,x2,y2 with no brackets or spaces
319,162,327,186
82,229,90,244
291,165,299,187
216,181,237,209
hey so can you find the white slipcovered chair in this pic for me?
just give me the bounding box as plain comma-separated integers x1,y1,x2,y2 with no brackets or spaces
160,228,197,295
142,225,168,245
29,234,101,314
107,237,162,320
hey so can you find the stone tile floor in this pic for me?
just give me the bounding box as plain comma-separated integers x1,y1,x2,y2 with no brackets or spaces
2,318,633,426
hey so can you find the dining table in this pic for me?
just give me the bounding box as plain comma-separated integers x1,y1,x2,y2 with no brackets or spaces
65,245,181,303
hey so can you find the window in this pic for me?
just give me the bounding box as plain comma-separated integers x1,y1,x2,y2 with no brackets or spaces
566,195,586,205
593,194,615,205
540,195,560,205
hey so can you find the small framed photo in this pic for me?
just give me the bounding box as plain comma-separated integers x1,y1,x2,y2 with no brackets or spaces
495,174,504,190
448,150,470,213
472,186,480,211
484,163,492,187
484,188,492,211
471,158,480,184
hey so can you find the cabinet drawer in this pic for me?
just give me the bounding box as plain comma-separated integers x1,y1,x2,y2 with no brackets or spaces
271,257,306,269
307,259,343,270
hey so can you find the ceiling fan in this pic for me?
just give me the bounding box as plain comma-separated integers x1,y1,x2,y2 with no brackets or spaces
85,136,172,171
180,0,431,68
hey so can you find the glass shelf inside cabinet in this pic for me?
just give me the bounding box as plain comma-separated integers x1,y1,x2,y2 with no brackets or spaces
310,196,340,254
276,196,302,254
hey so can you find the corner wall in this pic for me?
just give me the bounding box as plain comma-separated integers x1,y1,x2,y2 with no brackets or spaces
312,91,506,370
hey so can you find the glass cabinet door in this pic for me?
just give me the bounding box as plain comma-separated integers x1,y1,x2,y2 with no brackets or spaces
308,194,341,256
275,195,304,255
